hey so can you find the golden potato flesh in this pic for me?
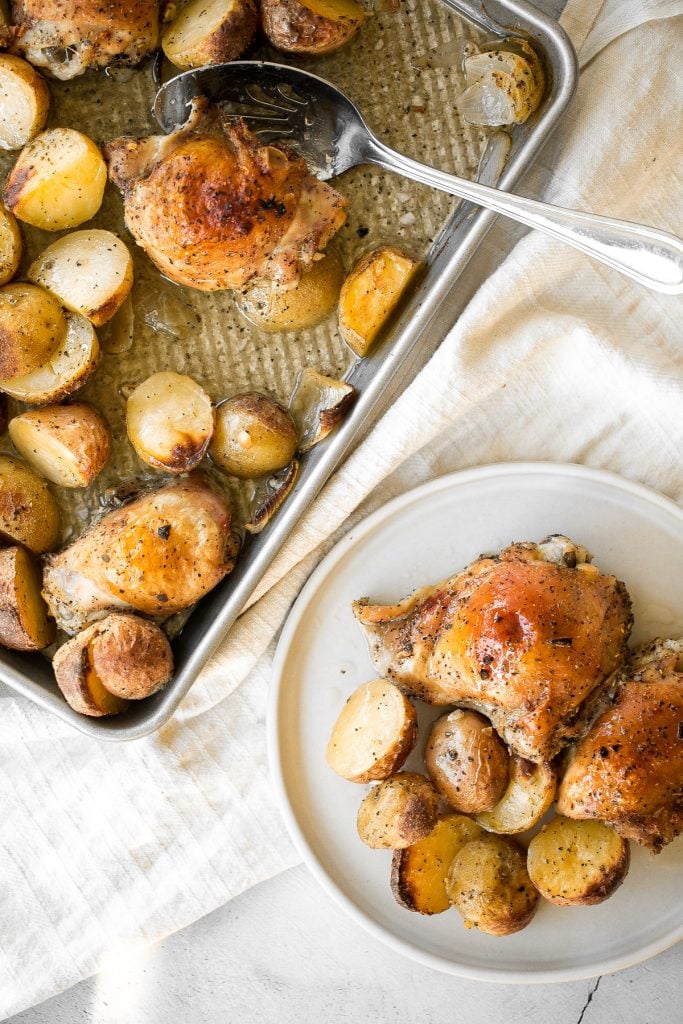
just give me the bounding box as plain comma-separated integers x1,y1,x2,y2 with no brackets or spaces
210,393,298,479
527,816,630,907
0,54,50,151
237,252,344,333
425,709,510,814
261,0,365,55
338,246,419,357
446,835,539,936
127,372,214,473
0,204,22,285
9,403,111,488
162,0,258,70
0,311,99,404
0,282,66,380
0,454,61,553
391,814,482,915
28,229,134,326
326,679,417,783
0,545,55,651
356,773,439,849
3,128,107,230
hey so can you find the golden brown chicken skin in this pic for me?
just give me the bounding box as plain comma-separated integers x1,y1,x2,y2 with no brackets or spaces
10,1,160,79
42,474,237,633
105,105,348,292
353,536,632,763
557,639,683,853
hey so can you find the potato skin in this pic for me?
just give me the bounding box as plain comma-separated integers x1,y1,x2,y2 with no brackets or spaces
0,545,55,650
446,835,539,936
0,392,7,434
0,454,61,553
9,402,111,488
357,772,439,849
527,816,630,907
0,311,99,405
261,0,364,55
238,253,344,333
425,709,510,814
162,0,258,70
210,393,298,479
0,282,66,381
0,204,22,285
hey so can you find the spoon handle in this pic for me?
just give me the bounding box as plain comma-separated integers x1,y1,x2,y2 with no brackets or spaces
366,137,683,295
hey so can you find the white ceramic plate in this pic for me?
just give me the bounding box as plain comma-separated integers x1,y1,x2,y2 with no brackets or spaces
268,463,683,982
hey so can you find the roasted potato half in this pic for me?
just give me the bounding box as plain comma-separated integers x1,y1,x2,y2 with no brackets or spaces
261,0,365,55
162,0,258,70
338,246,419,357
0,392,6,433
391,814,482,915
0,204,22,285
527,816,630,907
0,545,55,651
3,128,107,230
446,834,539,936
9,403,111,488
0,54,50,151
53,613,174,715
357,772,439,850
0,282,66,381
326,679,417,783
0,312,99,403
210,393,298,479
127,372,214,473
28,229,134,326
0,454,61,553
475,755,556,835
425,709,510,814
237,252,344,333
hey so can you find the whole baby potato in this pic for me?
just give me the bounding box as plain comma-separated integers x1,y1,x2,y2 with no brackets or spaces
237,252,344,333
425,709,510,814
0,282,66,381
210,393,298,479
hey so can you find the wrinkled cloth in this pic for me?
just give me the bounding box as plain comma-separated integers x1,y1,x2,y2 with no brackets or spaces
2,0,682,1016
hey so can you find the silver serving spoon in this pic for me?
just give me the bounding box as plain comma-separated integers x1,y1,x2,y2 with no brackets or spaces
154,61,683,295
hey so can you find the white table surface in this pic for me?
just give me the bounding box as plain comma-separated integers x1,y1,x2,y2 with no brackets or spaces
7,2,682,1021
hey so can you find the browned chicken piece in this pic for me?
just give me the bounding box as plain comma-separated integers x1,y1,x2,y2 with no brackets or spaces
105,101,348,292
353,536,632,764
9,1,160,80
42,474,236,634
557,638,683,853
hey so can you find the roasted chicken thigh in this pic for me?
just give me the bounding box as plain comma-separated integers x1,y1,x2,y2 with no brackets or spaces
105,103,348,292
42,474,236,633
10,0,160,80
557,638,683,852
353,536,632,763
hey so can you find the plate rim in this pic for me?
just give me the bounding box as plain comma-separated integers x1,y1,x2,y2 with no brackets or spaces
267,461,683,983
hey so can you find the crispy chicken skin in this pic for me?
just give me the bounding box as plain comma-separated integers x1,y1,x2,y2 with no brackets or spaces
105,104,348,291
557,639,683,853
9,1,160,80
353,536,632,763
42,474,236,634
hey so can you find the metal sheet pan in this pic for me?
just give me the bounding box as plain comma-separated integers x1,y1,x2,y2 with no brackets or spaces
0,0,577,738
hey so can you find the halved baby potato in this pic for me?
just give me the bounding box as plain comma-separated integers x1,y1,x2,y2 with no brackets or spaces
475,755,556,835
3,128,107,230
357,772,439,850
261,0,365,55
527,815,630,907
28,230,134,326
446,834,539,936
0,312,99,403
127,371,214,473
9,403,111,488
0,392,6,433
0,282,66,381
0,204,22,285
210,393,298,479
326,678,417,783
162,0,258,69
290,367,356,452
391,814,482,915
0,54,50,151
425,709,510,814
53,613,174,716
338,246,419,357
237,252,344,333
0,454,61,553
0,545,55,651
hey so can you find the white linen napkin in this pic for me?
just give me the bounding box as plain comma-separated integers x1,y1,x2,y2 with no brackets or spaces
2,0,682,1015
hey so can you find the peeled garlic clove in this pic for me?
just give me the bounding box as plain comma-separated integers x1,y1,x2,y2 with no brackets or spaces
245,460,299,534
290,368,356,452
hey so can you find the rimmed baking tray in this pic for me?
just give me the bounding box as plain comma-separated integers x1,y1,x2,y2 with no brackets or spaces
0,0,577,738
